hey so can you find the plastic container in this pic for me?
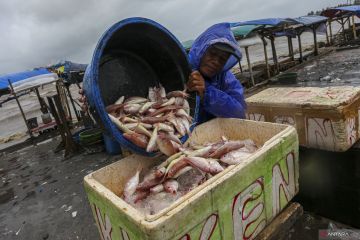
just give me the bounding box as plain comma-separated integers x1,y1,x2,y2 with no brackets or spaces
83,17,199,156
84,118,299,240
103,133,121,155
246,86,360,151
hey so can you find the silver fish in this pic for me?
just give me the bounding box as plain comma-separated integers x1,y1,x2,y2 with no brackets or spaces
134,124,152,138
150,184,164,194
123,168,141,203
163,179,179,194
156,134,178,156
124,104,142,114
184,157,223,174
161,97,176,107
174,97,185,106
139,102,155,114
209,141,245,159
115,96,125,105
176,109,192,121
167,90,189,99
220,147,253,165
183,99,190,115
173,166,193,178
108,114,133,134
124,97,148,104
146,126,158,152
156,123,174,132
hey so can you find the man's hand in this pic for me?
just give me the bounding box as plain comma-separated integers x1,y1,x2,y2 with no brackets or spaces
187,71,205,98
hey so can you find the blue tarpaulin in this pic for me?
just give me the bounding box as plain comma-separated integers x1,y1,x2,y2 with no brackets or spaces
230,18,294,27
335,5,360,16
289,16,328,26
0,68,51,91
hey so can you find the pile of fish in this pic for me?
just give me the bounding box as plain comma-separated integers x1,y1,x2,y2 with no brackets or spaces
106,84,192,155
122,136,259,215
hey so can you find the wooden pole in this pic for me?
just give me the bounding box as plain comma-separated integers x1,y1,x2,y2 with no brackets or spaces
244,46,255,86
8,80,33,137
270,36,279,73
325,22,330,45
352,15,357,40
261,37,271,79
312,26,318,56
341,18,346,41
329,20,333,45
297,34,303,63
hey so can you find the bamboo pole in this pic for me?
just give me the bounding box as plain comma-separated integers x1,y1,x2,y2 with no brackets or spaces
244,46,255,86
312,26,318,56
352,15,357,40
270,36,279,73
261,37,270,79
8,80,33,137
329,20,333,45
297,34,303,63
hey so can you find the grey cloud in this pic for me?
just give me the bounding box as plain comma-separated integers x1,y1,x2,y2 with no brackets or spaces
0,0,343,74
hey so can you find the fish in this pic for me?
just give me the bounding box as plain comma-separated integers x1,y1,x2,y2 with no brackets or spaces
106,103,125,113
124,104,142,114
161,97,176,107
133,190,150,203
163,180,179,194
123,132,149,148
134,124,152,138
164,131,181,144
183,99,190,115
179,117,191,136
174,97,185,106
148,87,156,102
154,167,166,178
167,90,189,99
168,116,186,137
186,146,213,157
173,166,193,178
220,148,252,165
209,141,245,159
146,126,158,152
123,167,141,203
120,116,139,123
158,84,167,99
167,158,189,178
108,114,134,134
156,133,178,156
137,175,163,190
158,152,183,169
139,102,155,114
156,123,174,132
115,96,125,105
148,105,181,117
124,96,148,104
176,109,192,122
141,114,171,124
184,157,224,174
150,184,164,194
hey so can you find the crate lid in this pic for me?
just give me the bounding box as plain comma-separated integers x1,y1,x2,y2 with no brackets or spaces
246,86,360,110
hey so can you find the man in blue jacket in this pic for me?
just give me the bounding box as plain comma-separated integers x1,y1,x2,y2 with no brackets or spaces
187,23,247,123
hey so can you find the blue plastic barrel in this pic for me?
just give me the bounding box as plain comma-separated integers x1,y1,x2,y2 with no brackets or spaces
103,133,121,155
84,17,199,156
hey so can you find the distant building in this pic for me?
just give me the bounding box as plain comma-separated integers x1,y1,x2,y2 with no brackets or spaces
355,0,360,5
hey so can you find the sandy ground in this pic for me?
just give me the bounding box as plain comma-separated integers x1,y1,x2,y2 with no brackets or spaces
0,137,118,240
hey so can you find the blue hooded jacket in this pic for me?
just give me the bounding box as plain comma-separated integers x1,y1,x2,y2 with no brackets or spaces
189,23,247,123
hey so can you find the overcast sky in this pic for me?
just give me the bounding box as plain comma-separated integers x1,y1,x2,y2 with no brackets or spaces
0,0,344,74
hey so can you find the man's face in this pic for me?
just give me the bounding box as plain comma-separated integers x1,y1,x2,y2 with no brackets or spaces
199,46,231,78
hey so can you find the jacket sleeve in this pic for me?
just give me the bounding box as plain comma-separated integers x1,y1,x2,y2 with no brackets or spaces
202,71,247,118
